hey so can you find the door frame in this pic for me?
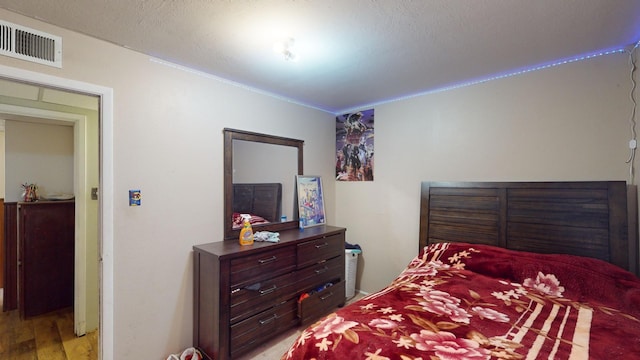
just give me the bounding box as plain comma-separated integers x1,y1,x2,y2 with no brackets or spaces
0,104,89,334
0,64,114,360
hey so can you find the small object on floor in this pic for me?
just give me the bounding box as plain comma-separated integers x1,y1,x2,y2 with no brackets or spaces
166,347,202,360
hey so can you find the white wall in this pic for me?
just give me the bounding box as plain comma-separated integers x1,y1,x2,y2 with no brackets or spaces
0,8,335,359
334,52,639,293
5,120,74,201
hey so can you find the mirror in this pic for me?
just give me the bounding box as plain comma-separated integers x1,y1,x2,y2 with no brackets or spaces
224,128,304,240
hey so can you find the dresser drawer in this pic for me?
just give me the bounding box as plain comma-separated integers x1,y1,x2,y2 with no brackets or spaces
230,246,296,288
297,233,344,268
298,280,345,325
230,298,298,358
296,256,343,292
230,271,298,324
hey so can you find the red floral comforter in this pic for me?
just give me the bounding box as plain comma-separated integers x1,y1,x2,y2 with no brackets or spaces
282,242,640,360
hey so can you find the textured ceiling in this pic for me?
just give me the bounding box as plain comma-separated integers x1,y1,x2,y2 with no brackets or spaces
1,0,639,114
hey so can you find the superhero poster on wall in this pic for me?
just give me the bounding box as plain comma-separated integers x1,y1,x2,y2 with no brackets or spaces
336,109,374,181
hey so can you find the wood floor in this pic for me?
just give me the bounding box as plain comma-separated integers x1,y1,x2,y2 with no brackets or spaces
0,306,98,360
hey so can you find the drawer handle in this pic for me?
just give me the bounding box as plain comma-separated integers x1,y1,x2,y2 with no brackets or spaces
259,285,277,295
258,256,277,264
259,314,278,326
315,242,329,249
320,292,334,301
315,266,329,274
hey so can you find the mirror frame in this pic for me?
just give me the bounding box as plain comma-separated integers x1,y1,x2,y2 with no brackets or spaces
224,128,304,240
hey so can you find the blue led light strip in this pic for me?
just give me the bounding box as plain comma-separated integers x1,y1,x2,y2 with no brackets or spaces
435,48,625,93
339,46,633,114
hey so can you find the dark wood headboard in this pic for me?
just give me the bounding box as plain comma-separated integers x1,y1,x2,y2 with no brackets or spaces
419,181,639,276
233,183,282,222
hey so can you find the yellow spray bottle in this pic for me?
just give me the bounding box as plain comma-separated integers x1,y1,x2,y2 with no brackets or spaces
239,214,254,246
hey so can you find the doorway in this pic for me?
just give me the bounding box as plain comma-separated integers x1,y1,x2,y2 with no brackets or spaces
0,63,114,360
0,104,96,334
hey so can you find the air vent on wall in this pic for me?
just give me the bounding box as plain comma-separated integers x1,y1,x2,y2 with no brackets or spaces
0,20,62,68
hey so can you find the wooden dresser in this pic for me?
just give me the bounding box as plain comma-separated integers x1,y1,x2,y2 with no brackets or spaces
193,225,346,360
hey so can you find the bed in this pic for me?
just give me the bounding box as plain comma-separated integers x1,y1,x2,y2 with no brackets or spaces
282,181,640,359
231,183,282,228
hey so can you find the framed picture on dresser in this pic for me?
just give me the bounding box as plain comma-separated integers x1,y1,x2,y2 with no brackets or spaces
296,175,326,228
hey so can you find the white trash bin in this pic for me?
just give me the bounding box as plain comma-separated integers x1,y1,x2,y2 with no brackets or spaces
345,249,361,300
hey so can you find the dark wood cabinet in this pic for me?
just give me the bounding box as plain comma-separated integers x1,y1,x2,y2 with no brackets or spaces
3,201,75,314
193,225,346,360
19,201,75,317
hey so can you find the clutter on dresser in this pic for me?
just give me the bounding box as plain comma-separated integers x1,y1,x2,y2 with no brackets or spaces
253,231,280,242
238,214,254,245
